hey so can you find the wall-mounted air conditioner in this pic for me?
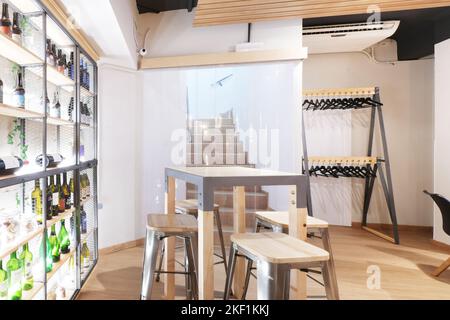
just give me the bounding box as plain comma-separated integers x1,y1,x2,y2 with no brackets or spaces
303,21,400,54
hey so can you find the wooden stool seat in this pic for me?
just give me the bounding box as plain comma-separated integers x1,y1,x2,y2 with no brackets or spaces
230,232,329,265
146,214,198,233
255,211,328,230
176,199,219,215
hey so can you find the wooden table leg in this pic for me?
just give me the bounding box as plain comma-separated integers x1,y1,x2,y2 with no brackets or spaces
198,209,215,299
288,185,307,300
233,186,246,298
164,176,176,299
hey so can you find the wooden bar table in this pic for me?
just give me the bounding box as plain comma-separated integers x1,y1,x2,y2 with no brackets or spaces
164,166,308,300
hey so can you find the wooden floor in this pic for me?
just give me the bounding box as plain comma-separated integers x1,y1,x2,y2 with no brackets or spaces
77,227,450,300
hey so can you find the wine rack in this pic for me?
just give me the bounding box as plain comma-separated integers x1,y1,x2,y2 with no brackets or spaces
0,0,98,300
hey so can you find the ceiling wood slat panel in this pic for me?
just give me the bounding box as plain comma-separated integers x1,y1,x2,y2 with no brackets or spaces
194,0,450,26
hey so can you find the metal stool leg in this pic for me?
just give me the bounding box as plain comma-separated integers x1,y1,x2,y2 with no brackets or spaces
184,239,192,300
140,231,161,300
224,245,238,300
240,219,263,300
320,228,339,300
214,208,228,272
185,235,199,300
241,259,254,300
256,261,290,300
155,242,165,282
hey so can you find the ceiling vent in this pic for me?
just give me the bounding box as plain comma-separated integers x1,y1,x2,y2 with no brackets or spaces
303,21,400,54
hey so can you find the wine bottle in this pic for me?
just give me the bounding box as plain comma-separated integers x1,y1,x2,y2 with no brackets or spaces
69,52,74,80
46,176,53,220
19,244,33,291
68,97,74,122
46,39,54,66
49,225,60,263
80,174,85,199
85,61,90,91
80,206,87,234
6,251,22,300
31,180,43,224
58,220,70,254
62,172,71,209
0,260,7,300
57,174,65,213
0,156,24,174
36,153,64,168
0,76,3,104
85,174,91,198
50,176,59,217
62,54,68,77
80,58,85,88
81,242,90,270
11,12,21,44
51,44,57,66
0,3,12,37
69,177,74,206
13,71,25,108
41,232,53,273
57,49,64,73
50,91,61,119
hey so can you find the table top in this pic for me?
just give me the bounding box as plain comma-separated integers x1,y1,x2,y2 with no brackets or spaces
166,166,302,179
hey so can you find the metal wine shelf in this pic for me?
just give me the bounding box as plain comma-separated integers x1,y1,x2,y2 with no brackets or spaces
0,0,99,300
0,160,97,189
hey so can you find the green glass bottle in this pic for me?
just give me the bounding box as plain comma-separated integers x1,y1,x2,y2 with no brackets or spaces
58,220,70,254
41,232,53,273
0,260,8,300
6,251,22,300
19,244,34,291
49,225,60,263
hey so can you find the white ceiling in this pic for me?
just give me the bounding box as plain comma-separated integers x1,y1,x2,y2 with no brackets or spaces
57,0,138,69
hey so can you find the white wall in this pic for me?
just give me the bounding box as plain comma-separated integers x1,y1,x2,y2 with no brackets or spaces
97,63,142,248
434,40,450,245
304,53,434,227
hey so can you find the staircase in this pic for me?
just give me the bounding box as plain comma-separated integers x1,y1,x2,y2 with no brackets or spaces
185,114,271,232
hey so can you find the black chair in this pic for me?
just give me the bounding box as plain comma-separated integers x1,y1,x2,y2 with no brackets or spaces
424,190,450,277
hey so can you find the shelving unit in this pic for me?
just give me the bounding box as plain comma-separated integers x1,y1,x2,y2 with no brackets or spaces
0,0,98,301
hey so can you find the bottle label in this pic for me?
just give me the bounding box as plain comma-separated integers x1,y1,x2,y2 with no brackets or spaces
13,93,25,108
9,269,22,290
52,154,63,162
0,26,11,37
2,156,19,169
24,262,33,279
83,256,90,269
52,192,59,206
70,193,74,206
0,280,7,297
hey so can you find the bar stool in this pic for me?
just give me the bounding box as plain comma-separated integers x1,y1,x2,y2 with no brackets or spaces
141,214,199,300
155,199,228,282
224,232,339,300
241,211,339,300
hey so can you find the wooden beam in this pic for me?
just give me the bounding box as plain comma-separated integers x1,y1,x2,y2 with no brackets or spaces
41,0,100,61
140,48,308,70
195,0,450,27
